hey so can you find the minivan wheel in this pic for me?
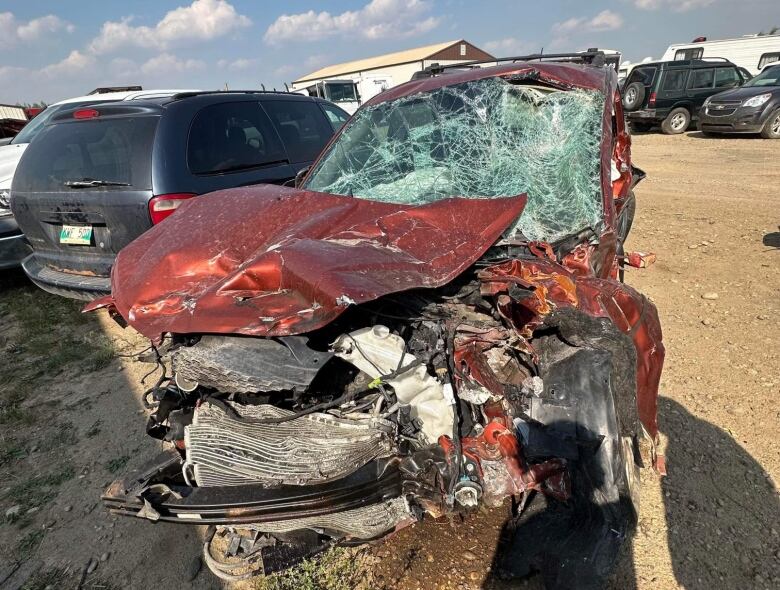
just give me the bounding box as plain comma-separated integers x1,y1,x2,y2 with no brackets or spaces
760,109,780,139
661,108,690,135
622,82,645,112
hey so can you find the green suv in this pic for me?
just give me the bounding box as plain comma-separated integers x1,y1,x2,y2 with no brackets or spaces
622,59,750,134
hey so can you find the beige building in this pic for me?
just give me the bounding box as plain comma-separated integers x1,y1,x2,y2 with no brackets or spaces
290,40,494,113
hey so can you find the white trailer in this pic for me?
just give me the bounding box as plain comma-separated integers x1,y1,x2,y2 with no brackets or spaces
661,35,780,75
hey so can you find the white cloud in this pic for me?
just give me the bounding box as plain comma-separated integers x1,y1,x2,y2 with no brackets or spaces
483,38,534,56
0,12,74,46
634,0,715,11
264,0,440,44
89,0,250,54
40,50,95,78
217,57,257,71
140,53,205,76
553,10,624,35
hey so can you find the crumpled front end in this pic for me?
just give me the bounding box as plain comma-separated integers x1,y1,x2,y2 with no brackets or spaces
101,245,662,586
94,61,663,587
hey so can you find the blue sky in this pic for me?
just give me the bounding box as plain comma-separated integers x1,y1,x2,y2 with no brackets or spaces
1,0,778,103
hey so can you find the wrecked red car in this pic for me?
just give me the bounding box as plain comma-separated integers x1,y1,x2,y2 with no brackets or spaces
88,55,664,587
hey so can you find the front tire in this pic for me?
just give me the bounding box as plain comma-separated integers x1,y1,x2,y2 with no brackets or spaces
760,109,780,139
661,107,690,135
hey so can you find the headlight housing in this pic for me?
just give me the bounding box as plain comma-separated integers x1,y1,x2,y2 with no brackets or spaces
703,96,712,107
743,93,772,108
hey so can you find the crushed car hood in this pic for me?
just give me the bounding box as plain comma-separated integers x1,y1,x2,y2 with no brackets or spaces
89,185,527,339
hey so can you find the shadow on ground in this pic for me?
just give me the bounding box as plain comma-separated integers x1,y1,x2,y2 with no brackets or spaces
475,395,779,589
762,228,780,249
659,397,780,590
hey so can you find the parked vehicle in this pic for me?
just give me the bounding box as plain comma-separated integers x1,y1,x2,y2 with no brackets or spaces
662,34,780,76
293,79,362,114
699,63,780,138
622,58,749,134
11,91,349,300
0,89,200,271
87,56,664,588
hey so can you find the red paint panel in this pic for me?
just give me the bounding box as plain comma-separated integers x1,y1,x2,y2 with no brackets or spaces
96,185,526,340
478,257,665,438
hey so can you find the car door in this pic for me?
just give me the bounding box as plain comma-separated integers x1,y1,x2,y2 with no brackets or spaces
686,68,716,113
657,69,688,109
185,100,296,194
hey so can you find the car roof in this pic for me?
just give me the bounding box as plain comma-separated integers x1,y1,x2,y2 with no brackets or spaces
637,59,736,69
47,91,342,122
368,60,613,108
50,89,202,107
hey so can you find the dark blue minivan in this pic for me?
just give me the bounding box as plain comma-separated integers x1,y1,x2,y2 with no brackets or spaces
11,92,349,299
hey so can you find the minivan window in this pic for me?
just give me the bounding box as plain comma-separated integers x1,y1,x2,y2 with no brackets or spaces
263,100,333,163
320,103,350,131
662,70,687,92
11,100,101,145
714,67,740,88
689,68,715,89
14,116,158,192
188,101,286,175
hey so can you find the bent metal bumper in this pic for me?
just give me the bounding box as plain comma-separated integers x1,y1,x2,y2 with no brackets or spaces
102,451,404,528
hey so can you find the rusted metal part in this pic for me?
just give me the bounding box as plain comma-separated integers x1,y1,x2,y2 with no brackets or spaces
86,189,527,340
440,421,571,506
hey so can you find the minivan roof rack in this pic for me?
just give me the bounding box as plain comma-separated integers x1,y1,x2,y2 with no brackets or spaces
422,51,609,76
170,89,296,100
88,86,143,95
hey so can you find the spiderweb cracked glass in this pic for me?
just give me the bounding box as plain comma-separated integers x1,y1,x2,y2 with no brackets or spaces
305,77,605,242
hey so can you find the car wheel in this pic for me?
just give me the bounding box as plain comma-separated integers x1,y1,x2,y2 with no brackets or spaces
630,122,653,133
622,82,645,112
661,107,690,134
760,109,780,139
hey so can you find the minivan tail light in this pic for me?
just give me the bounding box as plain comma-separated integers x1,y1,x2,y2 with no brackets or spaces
74,109,99,119
648,92,657,108
149,193,196,224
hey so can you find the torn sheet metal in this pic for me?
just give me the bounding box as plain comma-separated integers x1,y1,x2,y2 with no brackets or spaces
87,188,526,340
478,257,664,439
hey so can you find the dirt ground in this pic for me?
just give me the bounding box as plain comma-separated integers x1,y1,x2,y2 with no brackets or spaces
0,131,778,590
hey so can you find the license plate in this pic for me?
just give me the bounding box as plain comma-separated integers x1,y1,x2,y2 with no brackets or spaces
59,225,93,245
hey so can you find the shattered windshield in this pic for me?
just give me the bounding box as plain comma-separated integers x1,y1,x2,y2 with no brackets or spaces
304,77,605,242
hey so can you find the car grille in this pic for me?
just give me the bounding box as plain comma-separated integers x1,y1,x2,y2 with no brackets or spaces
706,101,741,117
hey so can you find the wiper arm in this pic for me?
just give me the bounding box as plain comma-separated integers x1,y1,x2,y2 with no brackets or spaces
64,179,131,188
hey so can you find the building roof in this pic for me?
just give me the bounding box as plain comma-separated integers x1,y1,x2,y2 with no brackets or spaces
294,40,468,83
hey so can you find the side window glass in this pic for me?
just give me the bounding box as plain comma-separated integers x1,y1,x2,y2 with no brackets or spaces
320,103,350,131
263,100,334,163
662,70,687,91
188,101,286,175
689,69,714,89
675,48,703,61
758,52,780,69
715,68,740,88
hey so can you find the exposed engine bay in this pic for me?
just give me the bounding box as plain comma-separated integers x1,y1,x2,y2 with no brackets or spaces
91,60,665,588
103,266,660,586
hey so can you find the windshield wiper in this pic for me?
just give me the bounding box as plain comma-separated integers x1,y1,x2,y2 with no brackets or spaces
64,179,131,188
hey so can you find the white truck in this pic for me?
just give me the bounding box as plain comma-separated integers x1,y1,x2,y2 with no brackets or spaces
291,76,394,115
661,34,780,76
